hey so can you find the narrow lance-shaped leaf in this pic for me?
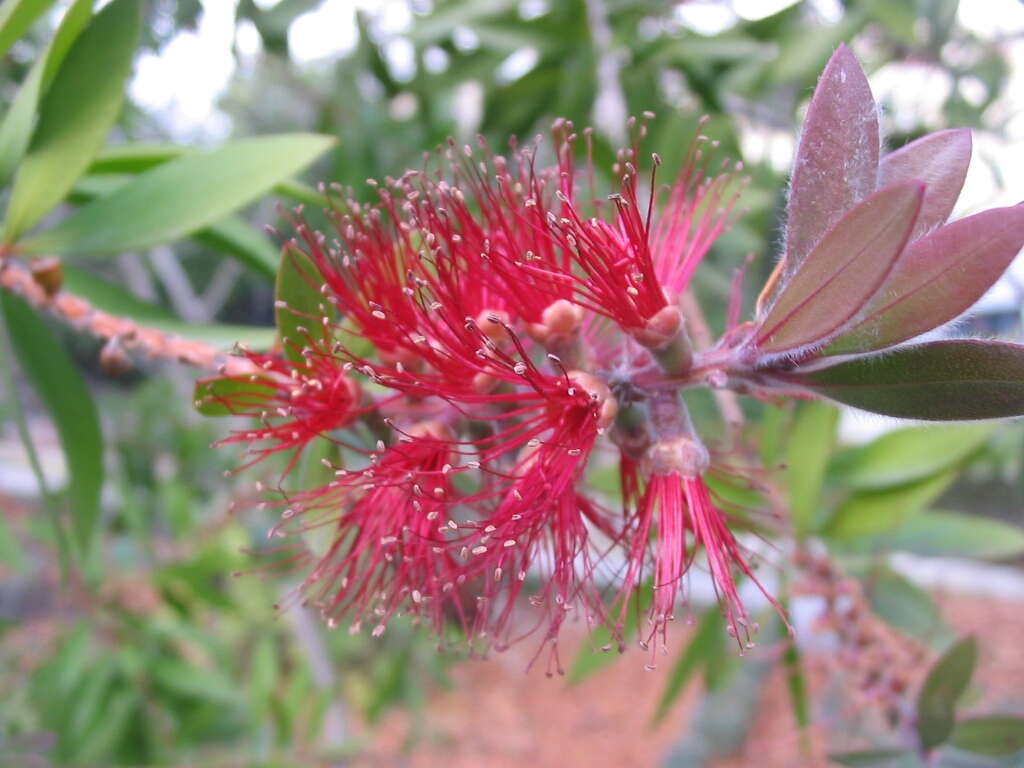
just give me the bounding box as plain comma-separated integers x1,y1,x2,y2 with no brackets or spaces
783,43,880,281
788,340,1024,421
755,181,924,357
0,0,93,186
877,128,972,241
70,173,280,279
19,133,336,255
3,0,142,242
88,144,328,206
825,204,1024,355
1,292,104,554
917,636,978,751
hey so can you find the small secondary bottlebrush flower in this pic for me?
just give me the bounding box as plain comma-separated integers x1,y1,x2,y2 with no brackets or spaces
199,44,1024,667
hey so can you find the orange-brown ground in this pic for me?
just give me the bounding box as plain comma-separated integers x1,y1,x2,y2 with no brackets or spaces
358,592,1024,767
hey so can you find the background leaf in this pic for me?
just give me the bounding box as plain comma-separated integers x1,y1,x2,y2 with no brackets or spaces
3,0,141,242
20,133,335,255
916,636,978,751
841,511,1024,560
829,424,994,490
0,0,92,186
825,469,955,539
0,0,58,60
1,292,104,554
785,400,837,535
950,716,1024,756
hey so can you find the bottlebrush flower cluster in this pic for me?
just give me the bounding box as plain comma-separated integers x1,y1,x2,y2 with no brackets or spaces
198,45,1024,668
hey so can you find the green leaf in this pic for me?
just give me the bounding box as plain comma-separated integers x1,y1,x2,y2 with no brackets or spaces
193,375,278,417
828,749,916,767
785,400,838,535
830,424,994,490
89,144,328,206
788,341,1024,421
847,511,1024,560
951,716,1024,756
917,635,978,751
0,0,92,186
1,292,103,554
275,245,326,365
0,0,59,60
70,174,280,279
825,469,955,540
4,0,142,242
20,133,336,255
863,567,946,642
652,608,724,724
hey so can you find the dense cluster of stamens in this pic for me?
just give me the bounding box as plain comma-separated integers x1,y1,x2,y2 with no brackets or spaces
202,115,775,670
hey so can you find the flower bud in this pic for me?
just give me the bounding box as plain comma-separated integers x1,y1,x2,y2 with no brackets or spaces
631,304,683,349
30,257,63,298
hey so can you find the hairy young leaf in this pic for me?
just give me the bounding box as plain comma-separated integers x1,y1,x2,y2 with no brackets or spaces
877,128,971,242
790,340,1024,420
784,43,880,281
826,204,1024,355
756,182,923,356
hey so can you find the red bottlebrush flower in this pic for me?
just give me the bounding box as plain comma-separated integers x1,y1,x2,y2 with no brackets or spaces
518,116,743,349
204,344,364,473
207,111,785,666
278,426,471,639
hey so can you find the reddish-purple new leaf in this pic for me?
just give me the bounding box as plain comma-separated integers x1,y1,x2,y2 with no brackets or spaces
755,181,924,358
784,43,880,281
877,128,972,242
786,340,1024,420
826,204,1024,355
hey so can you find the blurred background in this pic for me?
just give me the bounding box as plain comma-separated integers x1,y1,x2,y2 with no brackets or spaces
2,1,1024,766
